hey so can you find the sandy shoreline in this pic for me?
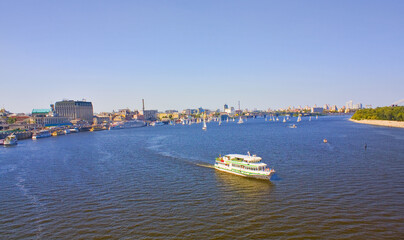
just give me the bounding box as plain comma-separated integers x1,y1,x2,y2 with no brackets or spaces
349,119,404,128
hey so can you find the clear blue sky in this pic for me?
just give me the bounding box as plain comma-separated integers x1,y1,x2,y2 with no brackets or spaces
1,0,403,113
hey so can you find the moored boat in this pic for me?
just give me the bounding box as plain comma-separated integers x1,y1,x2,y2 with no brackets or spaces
109,120,146,130
151,121,165,127
32,130,51,140
3,133,18,146
69,128,79,133
90,125,104,131
215,152,275,180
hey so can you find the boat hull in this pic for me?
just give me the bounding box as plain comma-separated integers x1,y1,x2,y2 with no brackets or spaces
215,165,274,181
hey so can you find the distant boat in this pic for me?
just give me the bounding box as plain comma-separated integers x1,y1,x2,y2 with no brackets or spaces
202,119,207,130
109,120,146,130
323,139,328,143
69,128,79,133
276,117,279,121
297,115,302,122
219,119,222,126
309,116,312,121
3,133,18,146
151,121,164,127
226,118,229,123
290,124,297,128
316,115,319,120
32,130,51,140
238,116,244,124
283,117,286,123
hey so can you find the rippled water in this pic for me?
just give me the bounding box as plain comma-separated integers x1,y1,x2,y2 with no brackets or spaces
1,116,403,239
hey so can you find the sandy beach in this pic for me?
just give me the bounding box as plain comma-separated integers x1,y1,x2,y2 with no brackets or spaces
350,119,404,128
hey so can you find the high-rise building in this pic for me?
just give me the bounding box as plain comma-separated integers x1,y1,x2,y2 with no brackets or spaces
224,104,229,112
55,100,94,124
346,100,353,109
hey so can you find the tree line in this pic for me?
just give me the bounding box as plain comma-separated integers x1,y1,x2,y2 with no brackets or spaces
351,106,404,121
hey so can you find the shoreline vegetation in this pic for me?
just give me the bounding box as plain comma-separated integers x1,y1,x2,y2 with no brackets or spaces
350,106,404,128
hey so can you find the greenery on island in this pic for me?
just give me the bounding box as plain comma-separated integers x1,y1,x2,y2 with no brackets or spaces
351,106,404,121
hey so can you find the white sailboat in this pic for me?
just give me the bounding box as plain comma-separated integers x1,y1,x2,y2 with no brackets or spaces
309,116,312,121
316,115,318,120
283,117,286,123
237,116,244,124
202,118,207,130
297,115,302,122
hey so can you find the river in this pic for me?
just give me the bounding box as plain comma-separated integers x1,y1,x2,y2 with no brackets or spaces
1,116,403,239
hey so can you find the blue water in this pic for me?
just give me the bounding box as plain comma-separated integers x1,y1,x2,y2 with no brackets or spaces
1,116,403,239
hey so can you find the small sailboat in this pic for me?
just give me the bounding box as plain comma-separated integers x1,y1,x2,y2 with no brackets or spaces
219,119,222,126
297,115,302,122
309,116,312,121
226,118,229,123
202,119,207,130
316,115,319,120
237,116,244,124
276,117,279,121
283,117,286,123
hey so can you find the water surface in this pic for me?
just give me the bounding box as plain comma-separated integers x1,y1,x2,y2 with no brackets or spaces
1,116,403,239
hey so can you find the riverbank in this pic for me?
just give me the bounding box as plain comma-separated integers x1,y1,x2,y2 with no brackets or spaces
349,119,404,128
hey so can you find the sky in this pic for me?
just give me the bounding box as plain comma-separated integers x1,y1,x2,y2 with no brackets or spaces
1,0,403,113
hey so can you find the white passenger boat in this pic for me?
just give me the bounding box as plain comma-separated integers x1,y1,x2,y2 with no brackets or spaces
215,152,275,180
151,121,165,127
3,133,18,146
32,130,51,140
109,120,146,130
69,128,79,133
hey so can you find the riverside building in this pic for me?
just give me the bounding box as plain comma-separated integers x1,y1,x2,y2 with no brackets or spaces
55,100,94,124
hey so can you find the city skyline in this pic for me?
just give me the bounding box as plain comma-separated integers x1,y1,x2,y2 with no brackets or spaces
1,1,403,113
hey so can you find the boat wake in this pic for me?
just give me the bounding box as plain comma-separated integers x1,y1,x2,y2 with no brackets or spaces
145,136,215,169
